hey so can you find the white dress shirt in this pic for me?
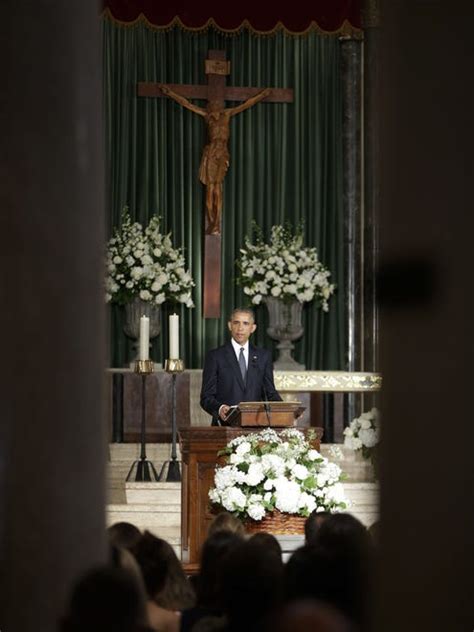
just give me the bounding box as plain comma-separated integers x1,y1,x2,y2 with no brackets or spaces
231,338,249,369
218,339,249,421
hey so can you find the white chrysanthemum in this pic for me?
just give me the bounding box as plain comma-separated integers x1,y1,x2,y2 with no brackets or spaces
325,483,346,505
359,417,372,430
246,462,265,486
131,266,143,280
261,454,285,477
220,487,247,512
359,428,378,448
316,473,328,487
298,492,317,514
236,442,251,456
234,470,248,485
274,480,301,513
307,449,321,461
214,466,236,491
293,464,309,480
247,503,266,521
208,488,220,503
264,478,276,490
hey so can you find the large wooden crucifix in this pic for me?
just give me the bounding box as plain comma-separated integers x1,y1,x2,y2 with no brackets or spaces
138,50,293,318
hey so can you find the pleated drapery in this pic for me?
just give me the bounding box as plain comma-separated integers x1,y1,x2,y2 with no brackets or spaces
103,18,347,370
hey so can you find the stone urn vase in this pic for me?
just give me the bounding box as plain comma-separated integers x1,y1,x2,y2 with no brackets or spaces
123,297,162,363
263,297,305,371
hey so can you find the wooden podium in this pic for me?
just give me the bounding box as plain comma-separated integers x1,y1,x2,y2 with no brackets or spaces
225,400,305,427
179,420,322,571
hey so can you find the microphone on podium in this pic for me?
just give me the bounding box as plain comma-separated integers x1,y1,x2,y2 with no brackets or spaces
252,354,271,425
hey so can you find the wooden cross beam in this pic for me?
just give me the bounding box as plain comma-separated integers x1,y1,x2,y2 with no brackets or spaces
138,50,293,318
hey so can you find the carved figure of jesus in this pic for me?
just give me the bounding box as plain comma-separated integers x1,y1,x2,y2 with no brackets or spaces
159,84,271,235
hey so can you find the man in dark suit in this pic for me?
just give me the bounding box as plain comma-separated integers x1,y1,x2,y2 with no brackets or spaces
200,307,282,425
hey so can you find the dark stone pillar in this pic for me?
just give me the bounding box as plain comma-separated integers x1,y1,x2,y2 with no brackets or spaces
362,0,381,378
341,36,362,431
0,2,107,631
376,1,472,630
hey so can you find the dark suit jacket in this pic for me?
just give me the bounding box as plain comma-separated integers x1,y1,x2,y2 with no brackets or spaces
200,341,282,425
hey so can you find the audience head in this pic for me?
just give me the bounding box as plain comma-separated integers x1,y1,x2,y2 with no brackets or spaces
133,531,195,610
266,599,355,632
304,510,330,545
315,513,372,560
108,521,142,551
61,565,150,632
287,545,364,626
247,531,282,560
196,530,244,608
286,514,374,628
207,511,245,537
220,538,284,631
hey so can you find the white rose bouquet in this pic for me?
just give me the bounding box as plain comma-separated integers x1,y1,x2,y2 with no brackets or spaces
105,209,195,307
343,407,380,462
209,428,347,522
236,223,335,311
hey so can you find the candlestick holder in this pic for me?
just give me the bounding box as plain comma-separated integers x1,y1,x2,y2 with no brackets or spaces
126,360,159,482
159,358,184,482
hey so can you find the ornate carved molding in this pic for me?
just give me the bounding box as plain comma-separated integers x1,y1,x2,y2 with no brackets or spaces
274,371,382,392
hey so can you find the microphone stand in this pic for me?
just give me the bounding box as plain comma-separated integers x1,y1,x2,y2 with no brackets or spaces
252,355,272,426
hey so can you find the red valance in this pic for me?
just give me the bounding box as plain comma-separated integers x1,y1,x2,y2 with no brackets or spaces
102,1,363,36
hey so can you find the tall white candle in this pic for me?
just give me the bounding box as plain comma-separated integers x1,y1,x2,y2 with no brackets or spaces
169,313,179,359
139,315,150,361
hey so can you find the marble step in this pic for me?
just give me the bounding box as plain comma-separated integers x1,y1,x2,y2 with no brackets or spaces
107,503,181,556
125,482,181,505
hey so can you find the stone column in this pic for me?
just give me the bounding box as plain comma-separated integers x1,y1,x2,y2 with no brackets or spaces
0,3,106,631
341,36,362,433
362,0,381,378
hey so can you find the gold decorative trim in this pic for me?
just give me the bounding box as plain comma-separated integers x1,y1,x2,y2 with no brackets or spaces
274,371,381,392
101,9,363,39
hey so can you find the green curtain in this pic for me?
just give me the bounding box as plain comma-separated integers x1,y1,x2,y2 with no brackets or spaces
103,18,346,370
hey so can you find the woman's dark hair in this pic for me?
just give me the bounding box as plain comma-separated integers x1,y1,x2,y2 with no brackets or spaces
221,539,284,631
133,531,195,610
196,530,244,608
61,566,145,632
304,510,330,546
247,532,282,559
108,521,142,551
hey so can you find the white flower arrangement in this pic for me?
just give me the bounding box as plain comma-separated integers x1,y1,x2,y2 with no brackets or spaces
236,223,335,311
208,428,347,522
343,407,380,461
105,209,195,307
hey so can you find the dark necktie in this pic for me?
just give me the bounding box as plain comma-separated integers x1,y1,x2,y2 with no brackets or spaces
239,347,247,382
